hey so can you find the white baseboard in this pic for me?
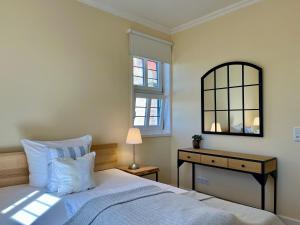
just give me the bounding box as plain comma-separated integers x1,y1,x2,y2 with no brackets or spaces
279,215,300,225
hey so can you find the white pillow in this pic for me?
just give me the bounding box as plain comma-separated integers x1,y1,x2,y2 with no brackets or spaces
47,145,90,192
53,152,96,196
21,135,92,187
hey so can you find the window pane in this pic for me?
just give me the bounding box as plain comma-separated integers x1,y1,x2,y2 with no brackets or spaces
150,108,159,116
134,67,143,77
135,107,146,116
134,117,145,126
230,111,243,133
149,117,159,126
245,110,259,133
147,60,157,70
133,57,143,67
204,90,215,110
135,98,146,107
204,112,215,132
148,70,158,79
134,77,143,86
148,78,158,88
244,86,259,109
151,99,159,107
216,89,228,110
217,111,228,132
230,87,242,110
229,65,242,87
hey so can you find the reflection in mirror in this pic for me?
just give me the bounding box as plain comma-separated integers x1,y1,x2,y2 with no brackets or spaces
230,87,243,109
244,86,259,109
230,111,243,133
201,62,263,136
211,122,222,132
244,66,259,85
204,90,215,110
204,112,215,131
229,65,242,86
217,111,228,132
216,89,228,110
204,72,214,89
216,67,227,88
245,110,260,134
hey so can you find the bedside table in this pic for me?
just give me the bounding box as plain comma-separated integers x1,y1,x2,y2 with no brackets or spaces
118,166,160,182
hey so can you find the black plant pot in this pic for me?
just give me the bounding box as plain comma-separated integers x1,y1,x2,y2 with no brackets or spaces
193,140,200,149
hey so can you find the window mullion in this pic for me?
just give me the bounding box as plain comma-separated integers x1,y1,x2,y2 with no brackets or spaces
144,58,148,87
146,97,151,128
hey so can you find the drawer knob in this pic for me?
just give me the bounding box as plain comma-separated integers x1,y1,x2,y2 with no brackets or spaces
187,156,191,159
241,164,245,168
211,160,215,163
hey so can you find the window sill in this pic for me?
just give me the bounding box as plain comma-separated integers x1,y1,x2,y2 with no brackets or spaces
141,130,172,138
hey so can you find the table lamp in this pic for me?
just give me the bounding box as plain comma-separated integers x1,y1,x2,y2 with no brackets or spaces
126,128,142,170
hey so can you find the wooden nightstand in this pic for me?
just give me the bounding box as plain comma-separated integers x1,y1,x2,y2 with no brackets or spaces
118,166,160,182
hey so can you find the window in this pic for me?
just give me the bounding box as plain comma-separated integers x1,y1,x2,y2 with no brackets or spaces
133,57,161,90
132,56,171,136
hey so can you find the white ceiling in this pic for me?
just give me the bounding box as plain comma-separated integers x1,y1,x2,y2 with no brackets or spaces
79,0,260,34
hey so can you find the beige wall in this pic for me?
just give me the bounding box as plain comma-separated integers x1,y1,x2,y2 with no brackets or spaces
0,0,171,183
172,0,300,220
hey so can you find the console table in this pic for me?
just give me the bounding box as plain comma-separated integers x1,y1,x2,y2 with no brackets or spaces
177,148,277,213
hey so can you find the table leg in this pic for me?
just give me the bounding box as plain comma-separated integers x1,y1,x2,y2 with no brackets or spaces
177,161,180,188
271,171,277,214
261,182,265,210
192,163,195,190
155,172,158,182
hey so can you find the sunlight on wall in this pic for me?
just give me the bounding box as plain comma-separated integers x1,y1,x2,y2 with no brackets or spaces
10,193,60,225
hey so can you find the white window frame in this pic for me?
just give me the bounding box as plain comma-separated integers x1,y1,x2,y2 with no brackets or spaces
134,93,164,131
131,56,171,136
133,57,163,93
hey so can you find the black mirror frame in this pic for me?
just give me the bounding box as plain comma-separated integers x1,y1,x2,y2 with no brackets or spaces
201,61,264,137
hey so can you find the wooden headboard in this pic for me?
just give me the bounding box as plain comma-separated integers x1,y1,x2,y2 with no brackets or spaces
0,143,118,188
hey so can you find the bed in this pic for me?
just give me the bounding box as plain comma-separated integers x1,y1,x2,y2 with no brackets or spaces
0,143,284,225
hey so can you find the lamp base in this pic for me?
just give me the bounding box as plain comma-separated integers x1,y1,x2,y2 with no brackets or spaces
128,163,140,170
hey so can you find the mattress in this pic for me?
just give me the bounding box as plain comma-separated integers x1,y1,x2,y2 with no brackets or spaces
0,169,283,225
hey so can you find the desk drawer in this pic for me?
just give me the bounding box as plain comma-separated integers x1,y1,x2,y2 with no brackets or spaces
179,151,200,163
228,159,261,173
201,155,228,168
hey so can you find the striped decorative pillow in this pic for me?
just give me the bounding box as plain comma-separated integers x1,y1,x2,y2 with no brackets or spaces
47,145,90,192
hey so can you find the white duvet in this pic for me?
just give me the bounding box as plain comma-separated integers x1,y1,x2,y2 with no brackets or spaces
0,169,284,225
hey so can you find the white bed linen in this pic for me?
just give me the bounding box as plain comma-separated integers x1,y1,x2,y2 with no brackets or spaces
0,185,69,225
0,169,283,225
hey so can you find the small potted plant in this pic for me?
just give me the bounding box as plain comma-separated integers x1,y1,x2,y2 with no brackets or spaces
192,134,202,149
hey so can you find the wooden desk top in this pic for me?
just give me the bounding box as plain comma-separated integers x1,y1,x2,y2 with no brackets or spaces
179,148,275,162
118,166,159,176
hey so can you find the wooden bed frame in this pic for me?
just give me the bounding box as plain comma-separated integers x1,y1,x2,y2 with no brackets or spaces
0,143,118,188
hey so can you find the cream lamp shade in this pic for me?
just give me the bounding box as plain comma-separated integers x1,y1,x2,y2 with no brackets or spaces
210,122,222,132
253,117,260,126
126,128,142,144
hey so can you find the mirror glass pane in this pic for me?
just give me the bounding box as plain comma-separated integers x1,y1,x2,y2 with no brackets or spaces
204,90,215,110
216,89,228,110
229,65,242,87
244,66,259,85
216,67,227,88
204,112,215,132
217,111,228,132
204,72,214,90
245,110,260,134
230,87,243,110
230,111,243,133
244,86,259,109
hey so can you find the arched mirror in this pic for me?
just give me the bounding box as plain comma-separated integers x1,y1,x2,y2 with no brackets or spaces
201,61,263,137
